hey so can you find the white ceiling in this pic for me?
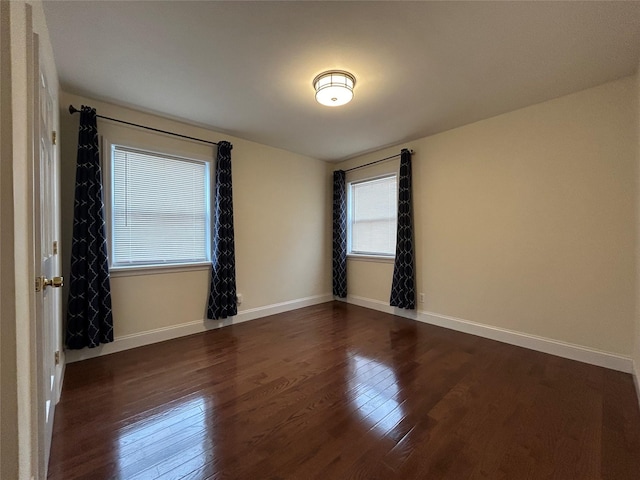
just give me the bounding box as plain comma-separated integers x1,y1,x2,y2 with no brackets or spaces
43,1,640,162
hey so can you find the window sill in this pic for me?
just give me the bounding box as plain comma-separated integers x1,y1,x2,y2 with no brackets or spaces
110,262,211,278
347,254,395,264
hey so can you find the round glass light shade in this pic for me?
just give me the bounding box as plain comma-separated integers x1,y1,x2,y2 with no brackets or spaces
313,71,356,107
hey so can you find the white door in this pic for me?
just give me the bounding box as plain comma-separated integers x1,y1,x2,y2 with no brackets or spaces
33,32,61,476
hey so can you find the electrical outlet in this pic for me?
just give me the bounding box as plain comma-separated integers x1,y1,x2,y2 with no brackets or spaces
419,293,425,303
236,293,243,305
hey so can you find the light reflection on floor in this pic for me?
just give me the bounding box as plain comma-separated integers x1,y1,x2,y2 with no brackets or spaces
348,355,404,436
116,395,213,478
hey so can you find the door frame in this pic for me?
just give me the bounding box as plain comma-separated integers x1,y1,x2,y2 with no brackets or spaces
1,3,63,479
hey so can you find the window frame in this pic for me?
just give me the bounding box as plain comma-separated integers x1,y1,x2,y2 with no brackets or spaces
102,138,214,276
347,173,398,262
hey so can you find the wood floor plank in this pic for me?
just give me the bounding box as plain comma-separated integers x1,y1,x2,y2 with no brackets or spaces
49,302,640,479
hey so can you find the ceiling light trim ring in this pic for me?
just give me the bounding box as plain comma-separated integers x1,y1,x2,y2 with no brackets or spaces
313,70,356,107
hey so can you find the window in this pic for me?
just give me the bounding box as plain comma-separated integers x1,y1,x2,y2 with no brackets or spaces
348,175,397,256
109,145,210,268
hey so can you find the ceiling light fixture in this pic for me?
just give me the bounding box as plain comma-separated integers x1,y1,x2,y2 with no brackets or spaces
313,70,356,107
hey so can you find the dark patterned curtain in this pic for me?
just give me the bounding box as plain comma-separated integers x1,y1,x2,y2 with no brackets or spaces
333,170,347,298
207,141,237,319
66,106,114,349
390,149,415,309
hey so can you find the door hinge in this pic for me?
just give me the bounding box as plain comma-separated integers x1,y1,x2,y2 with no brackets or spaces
53,240,58,255
54,351,60,365
35,276,42,292
52,131,57,145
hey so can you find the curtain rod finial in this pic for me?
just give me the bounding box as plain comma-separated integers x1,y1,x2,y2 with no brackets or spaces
68,104,80,115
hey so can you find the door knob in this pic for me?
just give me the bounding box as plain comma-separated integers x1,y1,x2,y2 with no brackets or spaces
43,276,64,289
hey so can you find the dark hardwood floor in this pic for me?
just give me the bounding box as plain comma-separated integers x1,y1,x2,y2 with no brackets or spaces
48,301,640,479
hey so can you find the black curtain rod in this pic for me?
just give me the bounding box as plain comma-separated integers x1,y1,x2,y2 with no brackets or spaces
68,105,219,146
344,149,413,173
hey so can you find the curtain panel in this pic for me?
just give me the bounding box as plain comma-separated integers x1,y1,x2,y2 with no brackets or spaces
66,106,114,349
333,170,347,298
390,149,416,309
207,141,237,319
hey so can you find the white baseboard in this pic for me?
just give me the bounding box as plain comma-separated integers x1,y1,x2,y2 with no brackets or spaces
55,358,65,403
66,293,333,363
633,360,640,411
342,294,634,373
341,295,419,321
65,292,634,375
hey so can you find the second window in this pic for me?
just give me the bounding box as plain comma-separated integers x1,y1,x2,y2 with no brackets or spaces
348,174,397,257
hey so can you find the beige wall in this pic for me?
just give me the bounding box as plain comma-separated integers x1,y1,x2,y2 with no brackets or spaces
1,2,19,478
635,65,640,382
59,91,331,339
9,4,34,476
336,76,637,357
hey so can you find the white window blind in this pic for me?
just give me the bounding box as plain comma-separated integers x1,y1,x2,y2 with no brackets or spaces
111,146,210,267
349,175,397,256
